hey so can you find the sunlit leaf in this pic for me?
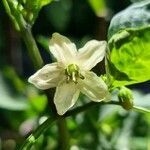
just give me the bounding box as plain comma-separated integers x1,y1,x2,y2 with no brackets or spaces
88,0,107,17
24,0,54,24
39,0,53,7
107,0,150,88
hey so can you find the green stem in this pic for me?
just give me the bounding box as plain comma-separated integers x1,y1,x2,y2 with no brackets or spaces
45,90,70,150
133,106,150,113
57,118,70,150
18,101,120,149
21,27,43,69
18,116,58,150
2,0,20,31
65,100,120,117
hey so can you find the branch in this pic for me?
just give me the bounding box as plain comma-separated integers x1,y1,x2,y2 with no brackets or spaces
18,100,120,149
65,100,120,117
21,27,43,70
18,116,58,150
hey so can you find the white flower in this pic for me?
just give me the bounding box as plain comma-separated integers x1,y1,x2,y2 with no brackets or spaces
28,33,109,115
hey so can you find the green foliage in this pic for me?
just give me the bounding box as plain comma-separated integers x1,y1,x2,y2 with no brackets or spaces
37,35,50,52
45,0,72,32
118,86,133,110
130,0,146,3
1,0,150,149
88,0,107,17
107,0,150,88
25,0,54,24
0,72,28,110
2,0,54,31
29,95,47,113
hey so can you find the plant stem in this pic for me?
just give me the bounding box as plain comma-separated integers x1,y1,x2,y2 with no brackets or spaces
133,106,150,113
20,26,70,150
21,27,43,69
3,2,70,149
18,101,120,149
18,99,150,149
57,118,70,150
45,89,57,117
45,90,70,150
18,116,58,150
2,0,20,31
65,101,120,117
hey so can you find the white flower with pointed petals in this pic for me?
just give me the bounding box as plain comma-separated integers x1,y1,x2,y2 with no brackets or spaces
28,33,109,115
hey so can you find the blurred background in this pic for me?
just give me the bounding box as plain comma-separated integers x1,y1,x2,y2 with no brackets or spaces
0,0,150,149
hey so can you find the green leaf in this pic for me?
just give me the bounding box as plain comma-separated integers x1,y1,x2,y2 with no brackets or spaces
107,0,150,88
108,0,150,39
25,0,54,24
130,0,146,3
36,35,49,53
26,0,53,9
30,95,47,113
39,0,53,7
88,0,107,17
45,0,72,32
0,73,28,110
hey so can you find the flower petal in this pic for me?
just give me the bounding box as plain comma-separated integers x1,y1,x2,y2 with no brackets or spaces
77,40,107,70
54,81,80,115
78,71,109,102
49,33,77,66
28,63,63,90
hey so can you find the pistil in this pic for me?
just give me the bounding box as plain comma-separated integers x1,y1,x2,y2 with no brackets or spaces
65,64,84,83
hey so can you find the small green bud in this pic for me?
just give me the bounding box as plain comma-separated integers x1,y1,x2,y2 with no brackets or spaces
11,0,18,9
28,134,36,144
17,4,24,12
27,12,34,22
118,86,133,110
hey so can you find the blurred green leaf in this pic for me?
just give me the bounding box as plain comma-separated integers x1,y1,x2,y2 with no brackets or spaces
130,137,148,149
0,73,28,110
3,66,26,93
88,0,107,17
130,0,146,3
133,90,150,108
26,0,53,10
29,95,47,113
45,0,72,31
37,35,49,52
107,1,150,87
40,0,53,7
3,0,54,30
25,0,54,24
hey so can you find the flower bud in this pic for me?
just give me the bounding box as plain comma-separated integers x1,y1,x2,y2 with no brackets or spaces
118,86,133,110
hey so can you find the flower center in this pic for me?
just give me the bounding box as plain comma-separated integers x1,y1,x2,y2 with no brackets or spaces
65,64,84,83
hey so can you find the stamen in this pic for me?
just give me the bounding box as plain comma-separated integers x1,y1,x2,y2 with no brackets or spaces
72,72,77,83
79,73,85,80
65,64,85,83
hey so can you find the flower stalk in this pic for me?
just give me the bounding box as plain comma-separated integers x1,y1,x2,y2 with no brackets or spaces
18,100,120,150
21,27,43,69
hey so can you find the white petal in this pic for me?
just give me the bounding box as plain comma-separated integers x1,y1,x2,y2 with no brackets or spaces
77,40,107,70
54,81,80,115
28,63,63,90
78,71,109,102
49,33,77,66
